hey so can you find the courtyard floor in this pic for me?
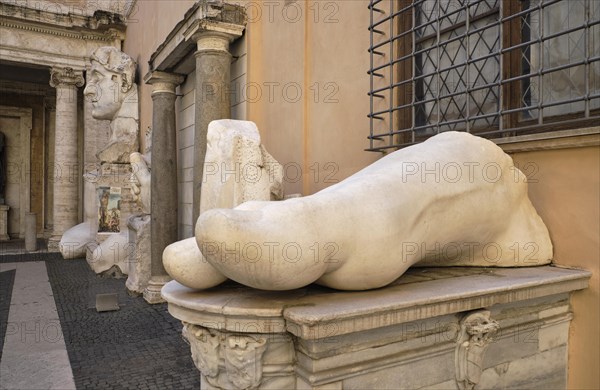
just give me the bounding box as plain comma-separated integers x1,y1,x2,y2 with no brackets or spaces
0,246,200,390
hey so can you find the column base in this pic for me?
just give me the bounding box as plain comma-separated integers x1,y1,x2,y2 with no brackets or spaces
143,275,171,304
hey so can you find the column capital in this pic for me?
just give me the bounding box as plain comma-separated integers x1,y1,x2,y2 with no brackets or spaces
143,71,185,95
188,22,245,54
49,67,84,88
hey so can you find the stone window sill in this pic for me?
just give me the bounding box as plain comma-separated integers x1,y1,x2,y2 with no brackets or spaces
495,127,600,153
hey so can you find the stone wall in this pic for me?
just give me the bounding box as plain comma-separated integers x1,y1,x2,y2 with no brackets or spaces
175,72,195,239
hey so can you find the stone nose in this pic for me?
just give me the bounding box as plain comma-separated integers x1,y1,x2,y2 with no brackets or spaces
83,83,97,97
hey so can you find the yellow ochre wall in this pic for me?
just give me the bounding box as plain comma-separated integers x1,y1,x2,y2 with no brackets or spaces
122,1,598,388
511,147,600,390
244,0,379,195
122,0,197,152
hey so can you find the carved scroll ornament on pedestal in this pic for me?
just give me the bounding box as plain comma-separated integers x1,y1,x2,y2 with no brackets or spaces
455,310,500,390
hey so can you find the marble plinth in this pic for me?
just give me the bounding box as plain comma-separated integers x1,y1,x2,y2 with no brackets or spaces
162,266,590,390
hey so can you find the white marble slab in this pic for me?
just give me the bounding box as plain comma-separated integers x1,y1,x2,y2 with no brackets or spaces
0,262,75,390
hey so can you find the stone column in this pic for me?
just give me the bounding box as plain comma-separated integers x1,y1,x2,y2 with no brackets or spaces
192,30,241,223
48,67,84,251
143,71,184,304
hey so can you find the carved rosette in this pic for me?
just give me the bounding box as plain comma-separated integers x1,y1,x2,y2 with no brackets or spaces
455,310,499,390
49,67,85,88
183,323,268,390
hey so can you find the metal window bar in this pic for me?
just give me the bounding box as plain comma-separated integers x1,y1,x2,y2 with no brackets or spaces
368,0,600,152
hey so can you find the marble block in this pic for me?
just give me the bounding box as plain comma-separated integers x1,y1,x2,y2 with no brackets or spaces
126,214,151,294
162,266,590,390
125,151,152,293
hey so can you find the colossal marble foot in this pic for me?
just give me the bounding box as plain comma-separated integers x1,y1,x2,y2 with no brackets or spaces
86,231,130,276
163,237,228,289
59,222,95,259
163,120,284,290
60,172,99,260
196,132,552,291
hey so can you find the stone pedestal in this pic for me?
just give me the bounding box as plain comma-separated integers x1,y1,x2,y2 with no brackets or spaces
48,67,84,251
24,212,37,251
162,266,590,390
143,71,184,304
0,205,9,241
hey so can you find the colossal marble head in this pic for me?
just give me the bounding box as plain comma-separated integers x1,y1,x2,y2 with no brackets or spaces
84,47,137,120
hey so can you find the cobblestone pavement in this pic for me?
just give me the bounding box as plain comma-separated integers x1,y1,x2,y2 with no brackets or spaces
0,252,200,390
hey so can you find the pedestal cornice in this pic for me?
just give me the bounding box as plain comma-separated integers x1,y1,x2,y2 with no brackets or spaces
162,266,591,340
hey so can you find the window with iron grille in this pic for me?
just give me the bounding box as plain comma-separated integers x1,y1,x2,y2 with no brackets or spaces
368,0,600,152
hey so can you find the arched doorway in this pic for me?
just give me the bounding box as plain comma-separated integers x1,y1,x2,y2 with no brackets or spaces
0,106,31,238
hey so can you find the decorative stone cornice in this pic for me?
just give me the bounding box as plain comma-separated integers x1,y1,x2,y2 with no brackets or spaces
0,4,125,71
49,67,84,88
143,71,185,95
0,19,117,41
0,2,126,36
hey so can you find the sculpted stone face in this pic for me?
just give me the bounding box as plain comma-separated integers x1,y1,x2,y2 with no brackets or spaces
84,61,124,120
84,47,136,121
83,47,139,164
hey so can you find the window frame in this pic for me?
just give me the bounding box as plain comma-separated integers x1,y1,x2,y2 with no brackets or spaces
367,0,600,152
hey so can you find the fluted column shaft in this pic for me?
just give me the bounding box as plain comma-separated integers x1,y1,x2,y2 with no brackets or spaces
48,67,84,251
